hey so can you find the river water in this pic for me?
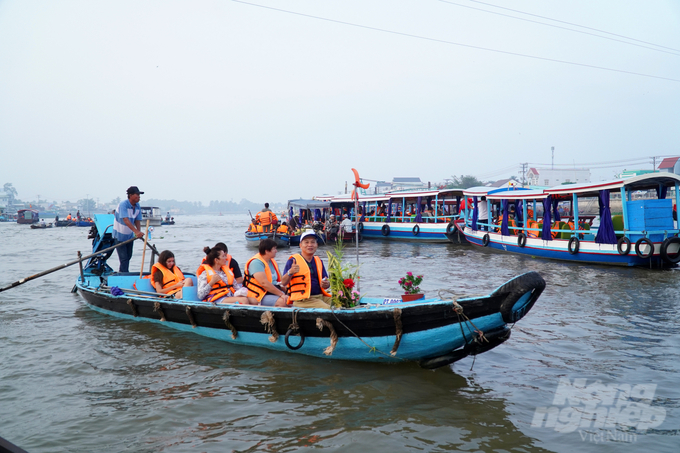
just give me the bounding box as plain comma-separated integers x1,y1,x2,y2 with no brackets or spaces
1,215,679,453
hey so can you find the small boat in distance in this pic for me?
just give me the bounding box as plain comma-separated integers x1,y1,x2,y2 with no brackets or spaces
75,214,546,369
141,207,162,226
30,222,53,229
17,209,39,225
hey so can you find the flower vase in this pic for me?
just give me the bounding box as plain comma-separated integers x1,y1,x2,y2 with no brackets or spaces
401,293,424,302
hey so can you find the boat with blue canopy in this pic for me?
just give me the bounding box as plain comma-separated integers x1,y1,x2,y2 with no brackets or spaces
327,188,466,243
73,214,546,369
456,173,680,267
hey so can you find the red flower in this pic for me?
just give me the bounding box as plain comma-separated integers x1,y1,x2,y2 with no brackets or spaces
343,278,355,289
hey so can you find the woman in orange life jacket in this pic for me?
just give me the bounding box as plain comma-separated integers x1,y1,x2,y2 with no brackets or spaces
197,247,258,305
283,231,332,309
196,242,243,285
243,238,292,307
150,250,194,298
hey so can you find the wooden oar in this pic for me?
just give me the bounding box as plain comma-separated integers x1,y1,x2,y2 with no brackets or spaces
0,237,139,293
139,219,150,278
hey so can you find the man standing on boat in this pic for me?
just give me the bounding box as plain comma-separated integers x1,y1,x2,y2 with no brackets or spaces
113,186,145,273
283,231,331,309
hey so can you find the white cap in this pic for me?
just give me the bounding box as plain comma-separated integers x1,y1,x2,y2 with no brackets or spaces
299,231,318,243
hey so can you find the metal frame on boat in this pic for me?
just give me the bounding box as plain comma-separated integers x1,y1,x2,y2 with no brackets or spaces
74,214,546,369
457,173,680,267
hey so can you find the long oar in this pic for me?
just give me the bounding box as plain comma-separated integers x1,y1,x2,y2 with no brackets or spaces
139,219,150,278
0,237,139,293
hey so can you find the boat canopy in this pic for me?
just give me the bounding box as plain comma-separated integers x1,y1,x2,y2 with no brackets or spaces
487,189,549,201
544,173,680,197
287,199,332,210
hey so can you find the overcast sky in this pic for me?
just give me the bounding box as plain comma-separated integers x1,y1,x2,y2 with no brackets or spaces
1,0,679,205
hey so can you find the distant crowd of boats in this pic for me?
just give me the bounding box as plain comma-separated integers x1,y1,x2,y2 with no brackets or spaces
247,173,680,268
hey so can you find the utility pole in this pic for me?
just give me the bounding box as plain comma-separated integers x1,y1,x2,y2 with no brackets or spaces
653,156,657,172
519,163,528,186
551,147,555,170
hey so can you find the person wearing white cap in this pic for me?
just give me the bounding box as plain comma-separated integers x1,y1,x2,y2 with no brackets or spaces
282,231,331,309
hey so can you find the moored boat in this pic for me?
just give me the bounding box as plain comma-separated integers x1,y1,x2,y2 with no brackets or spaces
74,213,546,369
457,173,680,267
327,189,467,244
17,209,39,225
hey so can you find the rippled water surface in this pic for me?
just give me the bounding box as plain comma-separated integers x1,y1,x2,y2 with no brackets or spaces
1,215,679,452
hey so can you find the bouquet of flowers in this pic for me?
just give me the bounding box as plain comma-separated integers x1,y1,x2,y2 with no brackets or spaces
326,241,362,308
398,272,423,294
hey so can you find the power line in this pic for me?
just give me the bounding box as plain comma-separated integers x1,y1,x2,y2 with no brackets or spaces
231,0,680,83
468,0,680,54
436,0,680,57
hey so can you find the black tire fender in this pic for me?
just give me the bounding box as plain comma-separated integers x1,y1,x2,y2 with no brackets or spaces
635,237,654,259
357,222,364,233
446,221,455,235
412,224,420,236
494,271,546,324
482,233,490,247
568,236,580,255
660,236,680,264
617,237,631,255
381,224,390,236
517,233,527,248
285,329,305,350
419,348,469,369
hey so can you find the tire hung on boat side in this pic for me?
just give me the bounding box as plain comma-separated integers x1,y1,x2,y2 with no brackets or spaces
285,329,305,350
357,222,364,234
660,236,680,264
617,236,631,255
482,234,490,247
568,236,580,255
634,237,654,259
446,221,455,235
412,224,420,236
517,233,527,248
381,224,390,236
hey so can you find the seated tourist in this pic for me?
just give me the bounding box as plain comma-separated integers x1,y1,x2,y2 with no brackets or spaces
243,238,292,307
196,242,243,284
197,246,258,304
150,250,194,298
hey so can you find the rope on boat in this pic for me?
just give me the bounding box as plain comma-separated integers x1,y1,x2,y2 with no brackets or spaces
315,318,338,356
327,306,407,362
390,308,403,356
260,311,279,342
450,299,488,347
186,306,197,328
222,310,238,339
126,299,138,317
153,302,166,321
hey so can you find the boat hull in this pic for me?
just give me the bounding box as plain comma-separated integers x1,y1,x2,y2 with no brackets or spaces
76,271,545,367
245,232,291,248
358,221,464,243
458,224,676,267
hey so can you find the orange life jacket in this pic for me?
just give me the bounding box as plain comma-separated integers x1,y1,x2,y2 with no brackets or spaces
243,254,282,302
287,254,331,304
496,214,517,235
147,262,185,296
200,264,234,302
527,220,539,238
196,255,232,277
277,224,289,234
66,214,72,220
256,211,278,226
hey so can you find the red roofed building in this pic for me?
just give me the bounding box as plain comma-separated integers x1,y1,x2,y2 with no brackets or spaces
657,157,680,174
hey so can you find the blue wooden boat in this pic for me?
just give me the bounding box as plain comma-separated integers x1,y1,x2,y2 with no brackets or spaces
244,231,291,248
328,189,467,244
74,214,546,369
457,173,680,267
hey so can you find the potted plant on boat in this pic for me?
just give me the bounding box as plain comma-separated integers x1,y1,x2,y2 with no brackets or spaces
399,272,424,301
326,240,362,308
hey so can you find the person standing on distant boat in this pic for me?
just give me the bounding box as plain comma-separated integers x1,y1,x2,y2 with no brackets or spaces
113,186,145,273
255,203,278,233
